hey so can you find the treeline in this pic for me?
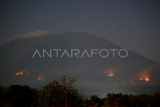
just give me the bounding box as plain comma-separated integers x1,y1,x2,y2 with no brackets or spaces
0,76,160,107
0,85,38,107
103,93,160,107
0,76,83,107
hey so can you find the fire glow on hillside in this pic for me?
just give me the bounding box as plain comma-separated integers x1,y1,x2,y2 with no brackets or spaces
38,76,44,81
138,69,150,81
106,69,114,77
15,70,29,75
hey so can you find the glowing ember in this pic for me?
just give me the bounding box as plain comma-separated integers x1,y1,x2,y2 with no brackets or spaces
38,76,44,81
15,70,29,75
139,78,143,80
145,78,149,81
106,69,114,77
108,72,114,76
16,73,19,75
20,72,23,75
130,80,132,82
113,83,116,85
138,69,150,81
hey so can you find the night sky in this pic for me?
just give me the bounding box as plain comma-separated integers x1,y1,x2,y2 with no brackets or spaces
0,0,160,63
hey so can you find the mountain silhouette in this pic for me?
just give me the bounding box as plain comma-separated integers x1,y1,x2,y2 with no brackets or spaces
0,32,160,97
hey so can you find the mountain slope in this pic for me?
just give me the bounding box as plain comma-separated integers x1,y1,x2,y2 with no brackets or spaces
0,32,160,96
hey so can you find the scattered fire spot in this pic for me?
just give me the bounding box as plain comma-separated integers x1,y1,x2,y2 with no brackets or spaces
133,83,134,85
138,69,150,81
16,73,19,75
113,83,116,85
106,69,114,77
38,76,44,81
130,79,135,82
140,78,143,80
89,81,91,83
15,70,29,75
108,73,114,77
145,78,149,81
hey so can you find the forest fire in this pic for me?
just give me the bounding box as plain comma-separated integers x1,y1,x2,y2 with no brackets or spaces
16,73,19,75
138,69,150,81
130,79,134,82
139,78,143,80
15,70,29,75
106,69,114,77
139,77,150,81
38,76,44,81
145,78,149,81
108,72,114,77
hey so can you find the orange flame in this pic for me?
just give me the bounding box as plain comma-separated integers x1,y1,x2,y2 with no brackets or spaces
15,70,29,75
38,76,44,81
108,72,114,76
145,78,149,81
138,69,150,81
16,73,19,75
139,78,143,80
20,72,23,75
106,69,114,77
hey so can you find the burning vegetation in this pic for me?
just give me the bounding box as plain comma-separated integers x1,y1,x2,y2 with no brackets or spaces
15,70,29,75
106,69,114,77
38,76,44,81
138,69,150,81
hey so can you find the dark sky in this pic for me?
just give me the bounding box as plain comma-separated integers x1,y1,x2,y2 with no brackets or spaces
0,0,160,63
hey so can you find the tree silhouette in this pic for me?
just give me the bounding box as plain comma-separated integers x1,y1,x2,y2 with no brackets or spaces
3,85,36,107
90,95,104,107
37,75,82,107
158,81,160,92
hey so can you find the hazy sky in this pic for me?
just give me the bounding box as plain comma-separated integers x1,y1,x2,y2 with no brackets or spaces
0,0,160,63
